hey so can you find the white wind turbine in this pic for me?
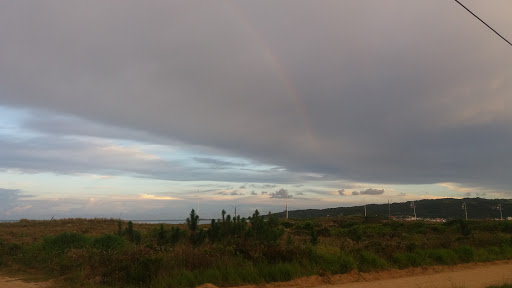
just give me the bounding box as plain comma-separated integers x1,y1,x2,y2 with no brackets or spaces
462,202,468,220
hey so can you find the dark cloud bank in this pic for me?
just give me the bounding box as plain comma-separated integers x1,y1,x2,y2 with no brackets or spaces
0,1,512,191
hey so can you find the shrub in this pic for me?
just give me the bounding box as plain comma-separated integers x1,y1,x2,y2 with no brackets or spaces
455,246,475,262
42,232,90,254
347,226,363,241
392,252,423,269
310,229,319,245
310,246,355,274
357,251,387,272
6,243,23,256
92,234,127,252
427,249,457,265
124,221,141,244
100,248,163,286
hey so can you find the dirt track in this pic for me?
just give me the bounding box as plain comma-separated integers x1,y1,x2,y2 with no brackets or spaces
221,260,512,288
0,276,52,288
317,261,512,288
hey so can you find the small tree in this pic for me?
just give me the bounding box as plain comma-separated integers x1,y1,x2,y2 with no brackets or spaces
187,209,199,232
124,221,141,244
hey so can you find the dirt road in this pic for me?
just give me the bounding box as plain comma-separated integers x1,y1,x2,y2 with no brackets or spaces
0,276,52,288
221,260,512,288
316,262,512,288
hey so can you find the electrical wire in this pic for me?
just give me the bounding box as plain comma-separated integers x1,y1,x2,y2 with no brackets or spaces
454,0,512,47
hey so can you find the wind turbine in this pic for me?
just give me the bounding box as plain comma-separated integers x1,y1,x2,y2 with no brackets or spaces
388,199,391,220
410,201,417,220
462,202,468,220
285,194,289,219
498,204,503,220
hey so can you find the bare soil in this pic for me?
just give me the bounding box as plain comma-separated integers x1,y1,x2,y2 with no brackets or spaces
0,276,52,288
198,260,512,288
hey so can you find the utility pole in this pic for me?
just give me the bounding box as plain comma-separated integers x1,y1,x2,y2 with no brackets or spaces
462,202,468,220
364,205,367,217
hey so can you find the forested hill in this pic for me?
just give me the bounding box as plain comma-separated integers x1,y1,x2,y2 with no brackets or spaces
275,198,512,220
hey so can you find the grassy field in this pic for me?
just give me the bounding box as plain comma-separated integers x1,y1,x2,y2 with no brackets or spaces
1,211,512,287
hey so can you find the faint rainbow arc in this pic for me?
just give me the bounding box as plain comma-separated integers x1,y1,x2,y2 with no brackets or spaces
222,1,317,147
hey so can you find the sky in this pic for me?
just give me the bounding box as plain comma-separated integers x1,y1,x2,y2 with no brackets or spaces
0,1,511,220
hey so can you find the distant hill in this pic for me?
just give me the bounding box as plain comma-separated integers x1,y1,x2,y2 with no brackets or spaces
275,198,512,220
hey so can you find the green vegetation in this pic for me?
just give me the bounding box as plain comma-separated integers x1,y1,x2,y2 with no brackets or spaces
1,213,512,287
277,198,512,219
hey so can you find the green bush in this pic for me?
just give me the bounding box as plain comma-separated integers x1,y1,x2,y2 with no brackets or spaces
357,251,387,272
124,221,141,244
92,234,127,251
310,246,355,274
42,232,90,254
427,249,457,265
455,246,475,262
347,226,363,241
392,252,424,269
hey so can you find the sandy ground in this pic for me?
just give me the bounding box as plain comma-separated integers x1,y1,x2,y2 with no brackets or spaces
0,276,52,288
206,260,512,288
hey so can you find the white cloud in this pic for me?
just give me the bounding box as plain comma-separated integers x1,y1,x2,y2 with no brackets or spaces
139,194,181,201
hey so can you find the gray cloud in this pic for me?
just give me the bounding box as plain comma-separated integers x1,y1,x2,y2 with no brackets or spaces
0,134,295,183
270,188,292,199
351,189,385,196
0,1,511,191
251,191,257,196
214,190,245,196
359,188,385,195
338,189,346,196
194,157,247,168
0,188,36,218
0,188,25,207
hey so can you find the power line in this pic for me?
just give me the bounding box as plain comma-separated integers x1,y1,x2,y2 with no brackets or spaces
454,0,512,48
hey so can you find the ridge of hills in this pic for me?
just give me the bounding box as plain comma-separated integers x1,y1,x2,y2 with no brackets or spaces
275,197,512,220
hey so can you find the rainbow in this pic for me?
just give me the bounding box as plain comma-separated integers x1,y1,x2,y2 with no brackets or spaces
222,1,317,149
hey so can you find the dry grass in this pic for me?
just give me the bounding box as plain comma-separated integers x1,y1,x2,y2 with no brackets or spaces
0,218,177,245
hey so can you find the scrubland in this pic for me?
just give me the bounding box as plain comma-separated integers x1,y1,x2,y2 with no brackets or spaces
1,211,512,287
